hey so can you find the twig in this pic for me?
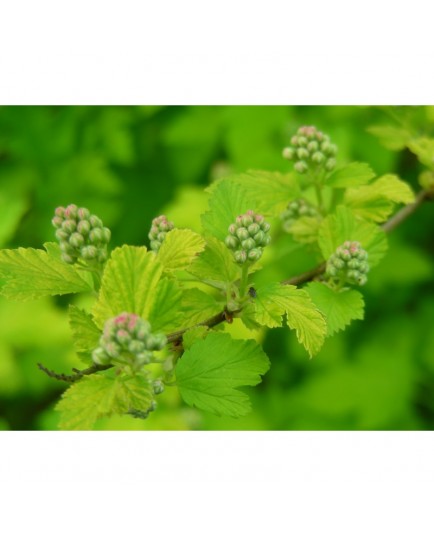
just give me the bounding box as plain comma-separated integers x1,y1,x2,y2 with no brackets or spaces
37,362,111,383
381,189,431,233
38,189,430,382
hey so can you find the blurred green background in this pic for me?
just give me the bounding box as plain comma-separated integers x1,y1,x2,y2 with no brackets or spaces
0,105,433,431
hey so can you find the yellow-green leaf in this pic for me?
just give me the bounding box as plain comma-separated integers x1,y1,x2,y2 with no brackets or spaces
92,245,162,327
158,228,205,272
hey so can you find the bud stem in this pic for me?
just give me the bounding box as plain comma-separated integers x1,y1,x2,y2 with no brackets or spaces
239,263,249,299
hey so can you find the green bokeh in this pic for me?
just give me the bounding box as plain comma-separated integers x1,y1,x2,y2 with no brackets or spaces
0,105,433,431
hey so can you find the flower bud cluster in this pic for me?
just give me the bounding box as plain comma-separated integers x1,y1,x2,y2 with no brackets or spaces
326,241,369,286
280,198,319,232
52,204,111,265
92,312,167,369
148,215,175,252
282,125,337,174
225,210,271,264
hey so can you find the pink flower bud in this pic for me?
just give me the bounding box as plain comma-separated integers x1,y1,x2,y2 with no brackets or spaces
55,206,65,218
52,216,63,228
77,207,90,220
64,204,78,218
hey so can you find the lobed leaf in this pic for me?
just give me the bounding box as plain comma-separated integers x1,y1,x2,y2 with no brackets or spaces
231,170,300,216
327,162,376,188
92,245,163,327
367,125,412,151
158,228,206,272
68,305,102,364
344,174,415,222
176,332,270,418
188,236,239,284
147,277,183,332
318,205,388,267
252,283,326,357
179,287,223,328
182,325,209,350
306,282,365,336
201,177,256,240
0,242,93,301
407,137,434,169
56,372,154,430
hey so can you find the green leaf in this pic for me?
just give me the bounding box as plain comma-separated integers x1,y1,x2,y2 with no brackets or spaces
367,125,411,151
188,236,239,284
201,177,255,240
344,174,415,222
56,373,154,430
176,332,270,417
182,325,209,350
253,283,326,357
179,287,223,328
407,137,434,169
147,277,183,332
158,228,206,272
231,170,300,216
0,242,93,301
288,216,321,244
373,175,415,205
327,162,376,188
92,245,162,327
68,305,101,364
306,282,365,336
318,205,388,267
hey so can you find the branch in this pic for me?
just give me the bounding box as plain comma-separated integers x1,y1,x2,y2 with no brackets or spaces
39,189,430,382
381,189,431,233
37,362,111,383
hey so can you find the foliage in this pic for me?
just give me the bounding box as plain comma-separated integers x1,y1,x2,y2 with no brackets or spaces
0,105,433,431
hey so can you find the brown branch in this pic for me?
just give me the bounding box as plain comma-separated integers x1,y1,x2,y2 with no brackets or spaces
381,189,431,233
37,362,112,383
281,262,327,286
39,189,430,382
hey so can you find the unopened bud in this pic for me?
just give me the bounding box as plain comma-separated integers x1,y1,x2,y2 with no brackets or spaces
297,148,309,160
312,151,325,164
55,206,65,218
325,158,336,171
69,232,85,248
248,248,262,261
153,380,165,395
89,228,104,244
282,147,294,160
52,216,63,228
236,228,250,241
234,250,248,264
294,161,308,174
89,215,103,228
248,223,260,236
81,245,98,260
241,238,256,251
77,220,91,235
92,347,111,366
62,220,76,234
77,207,90,220
225,236,238,250
64,204,78,218
61,253,75,264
